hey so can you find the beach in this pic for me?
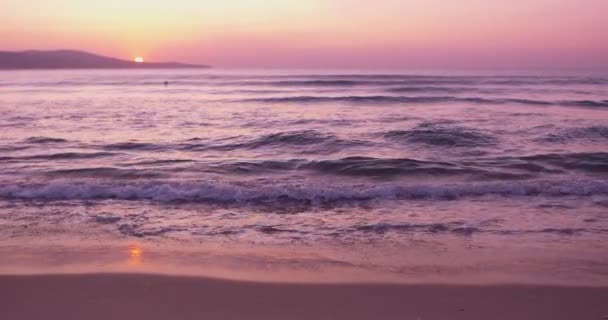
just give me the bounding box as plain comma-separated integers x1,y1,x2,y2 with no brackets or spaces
2,274,607,320
1,239,608,319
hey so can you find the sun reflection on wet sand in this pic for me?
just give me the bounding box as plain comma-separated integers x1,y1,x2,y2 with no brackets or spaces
128,245,143,267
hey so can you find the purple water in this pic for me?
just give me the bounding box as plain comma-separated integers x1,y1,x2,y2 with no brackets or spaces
1,69,607,283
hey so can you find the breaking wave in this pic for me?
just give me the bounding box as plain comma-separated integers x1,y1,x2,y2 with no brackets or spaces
1,179,607,204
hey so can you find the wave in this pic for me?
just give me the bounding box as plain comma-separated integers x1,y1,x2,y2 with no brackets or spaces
222,80,470,87
385,86,476,94
383,123,497,147
4,148,605,180
232,77,608,87
98,219,608,238
0,179,607,204
304,157,477,177
271,80,366,86
23,136,68,144
239,95,477,104
202,130,332,151
517,152,608,173
0,145,30,152
119,159,195,167
45,167,163,179
0,152,119,161
539,126,608,143
193,152,608,177
221,152,608,176
286,118,354,126
3,79,457,87
238,95,608,107
203,156,490,178
79,131,367,154
246,130,333,146
304,152,607,177
23,152,605,179
101,142,164,151
209,159,304,174
354,222,480,235
489,78,608,86
117,224,185,237
352,222,605,236
185,130,368,152
563,100,608,107
461,152,608,175
9,75,607,88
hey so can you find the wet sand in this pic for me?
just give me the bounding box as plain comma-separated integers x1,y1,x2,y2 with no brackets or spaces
1,273,607,320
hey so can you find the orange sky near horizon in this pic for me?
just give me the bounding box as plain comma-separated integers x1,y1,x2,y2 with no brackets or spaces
1,0,607,69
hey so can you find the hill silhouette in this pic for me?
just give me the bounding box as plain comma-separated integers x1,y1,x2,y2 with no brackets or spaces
0,50,209,69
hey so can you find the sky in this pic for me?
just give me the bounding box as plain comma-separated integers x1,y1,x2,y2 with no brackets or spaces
1,0,607,69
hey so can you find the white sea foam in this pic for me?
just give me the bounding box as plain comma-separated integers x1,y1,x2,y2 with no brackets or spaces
1,179,607,204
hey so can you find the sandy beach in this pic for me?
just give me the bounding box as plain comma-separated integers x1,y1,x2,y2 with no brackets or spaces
1,238,608,319
1,273,607,320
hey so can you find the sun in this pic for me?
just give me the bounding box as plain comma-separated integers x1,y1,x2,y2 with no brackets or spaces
134,56,144,63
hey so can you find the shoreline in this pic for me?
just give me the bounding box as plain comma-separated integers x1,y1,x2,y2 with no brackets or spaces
2,240,608,287
2,273,608,320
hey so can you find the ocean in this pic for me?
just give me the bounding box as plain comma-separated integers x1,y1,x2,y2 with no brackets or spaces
1,69,607,284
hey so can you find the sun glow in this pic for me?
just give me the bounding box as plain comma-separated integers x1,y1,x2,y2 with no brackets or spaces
134,56,144,63
128,244,143,266
1,0,606,69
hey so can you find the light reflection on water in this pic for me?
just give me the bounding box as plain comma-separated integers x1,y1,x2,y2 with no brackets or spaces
128,244,143,267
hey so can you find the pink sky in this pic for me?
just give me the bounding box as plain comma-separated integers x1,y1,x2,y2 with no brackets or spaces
1,0,607,69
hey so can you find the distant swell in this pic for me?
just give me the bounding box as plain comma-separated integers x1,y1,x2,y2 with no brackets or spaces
101,142,164,151
386,86,474,94
23,136,68,144
238,95,608,107
1,179,607,204
230,77,608,87
10,76,608,87
0,152,119,161
45,167,163,179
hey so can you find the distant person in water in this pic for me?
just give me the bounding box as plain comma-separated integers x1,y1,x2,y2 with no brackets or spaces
164,81,169,86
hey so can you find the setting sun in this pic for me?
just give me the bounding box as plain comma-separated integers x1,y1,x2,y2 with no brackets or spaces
134,56,144,63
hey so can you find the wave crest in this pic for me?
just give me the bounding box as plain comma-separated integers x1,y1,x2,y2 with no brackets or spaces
238,95,608,107
1,179,607,204
189,130,367,153
539,126,608,143
23,137,68,144
383,123,497,147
